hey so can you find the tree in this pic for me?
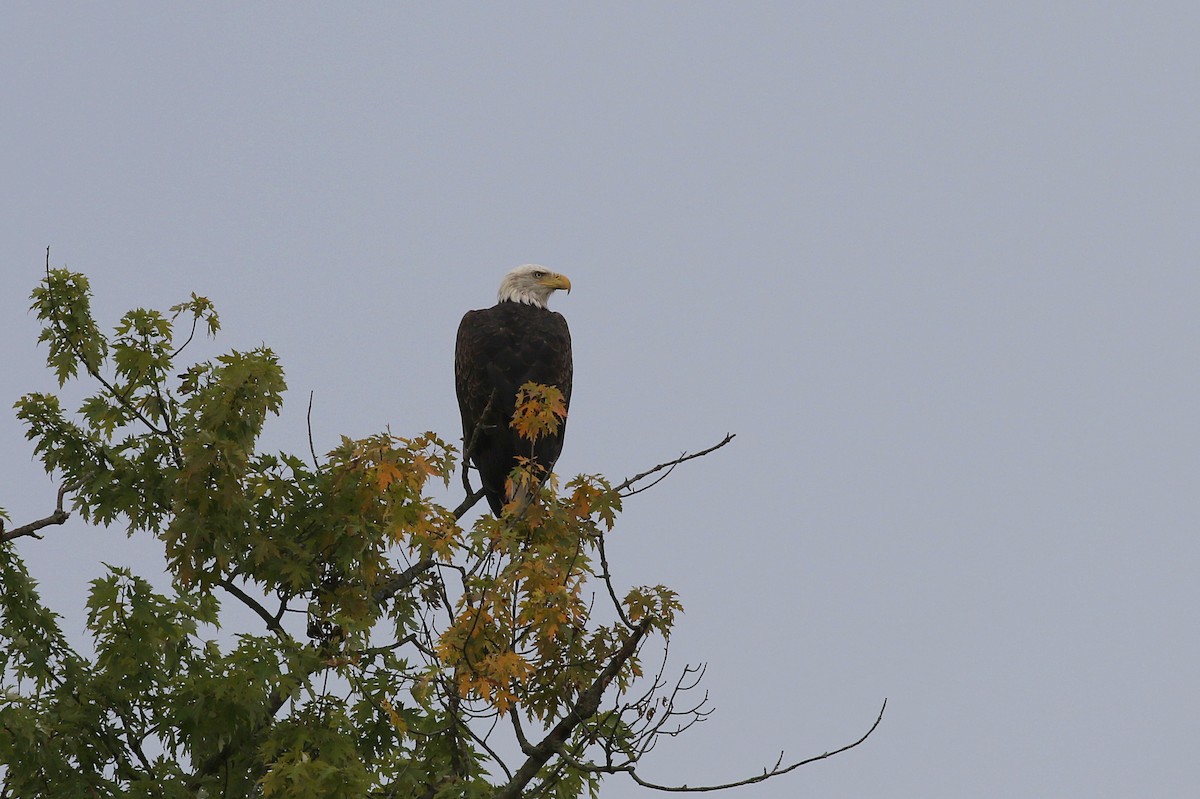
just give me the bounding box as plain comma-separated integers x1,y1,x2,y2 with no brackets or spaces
0,260,884,798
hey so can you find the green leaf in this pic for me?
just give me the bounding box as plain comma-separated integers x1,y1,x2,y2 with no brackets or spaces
30,268,108,385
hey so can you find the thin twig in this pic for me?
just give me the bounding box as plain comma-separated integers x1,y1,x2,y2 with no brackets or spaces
41,250,181,462
615,434,735,497
306,391,319,468
168,311,199,360
466,720,514,782
459,389,496,496
597,532,634,629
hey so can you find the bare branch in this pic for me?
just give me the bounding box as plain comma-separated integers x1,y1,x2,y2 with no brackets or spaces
217,577,289,639
168,311,199,359
452,488,485,520
597,531,635,629
626,699,887,792
615,434,735,497
1,484,72,543
462,716,514,782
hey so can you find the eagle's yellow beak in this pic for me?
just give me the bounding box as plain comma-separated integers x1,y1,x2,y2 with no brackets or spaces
541,273,572,294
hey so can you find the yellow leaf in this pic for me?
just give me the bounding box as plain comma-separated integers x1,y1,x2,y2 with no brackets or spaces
379,697,408,735
375,461,403,491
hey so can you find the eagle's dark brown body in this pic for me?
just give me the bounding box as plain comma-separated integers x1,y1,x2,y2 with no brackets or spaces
455,300,572,515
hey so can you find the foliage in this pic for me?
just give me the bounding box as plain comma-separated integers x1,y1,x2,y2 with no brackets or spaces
0,268,707,798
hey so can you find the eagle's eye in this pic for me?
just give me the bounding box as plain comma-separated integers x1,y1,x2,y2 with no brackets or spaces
533,270,546,278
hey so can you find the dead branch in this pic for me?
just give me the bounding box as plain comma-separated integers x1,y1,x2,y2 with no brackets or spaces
625,699,887,792
615,434,735,497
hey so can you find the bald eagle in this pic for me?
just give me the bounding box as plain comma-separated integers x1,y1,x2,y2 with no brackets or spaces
455,264,573,515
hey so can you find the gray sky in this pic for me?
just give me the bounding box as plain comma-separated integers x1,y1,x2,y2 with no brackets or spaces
3,4,1198,797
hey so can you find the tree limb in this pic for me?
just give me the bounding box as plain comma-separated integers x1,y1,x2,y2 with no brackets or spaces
452,488,485,520
492,620,651,799
596,531,635,629
217,577,289,638
625,699,887,792
0,484,72,543
371,557,437,606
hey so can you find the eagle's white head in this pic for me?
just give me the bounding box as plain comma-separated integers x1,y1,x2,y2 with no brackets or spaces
497,264,572,309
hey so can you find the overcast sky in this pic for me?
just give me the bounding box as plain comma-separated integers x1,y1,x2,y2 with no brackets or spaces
3,4,1198,797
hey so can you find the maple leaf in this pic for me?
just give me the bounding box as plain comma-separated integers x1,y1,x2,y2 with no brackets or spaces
374,461,403,491
511,382,568,444
378,697,408,735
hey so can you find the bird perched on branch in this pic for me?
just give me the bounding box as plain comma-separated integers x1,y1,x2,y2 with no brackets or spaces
455,264,573,515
